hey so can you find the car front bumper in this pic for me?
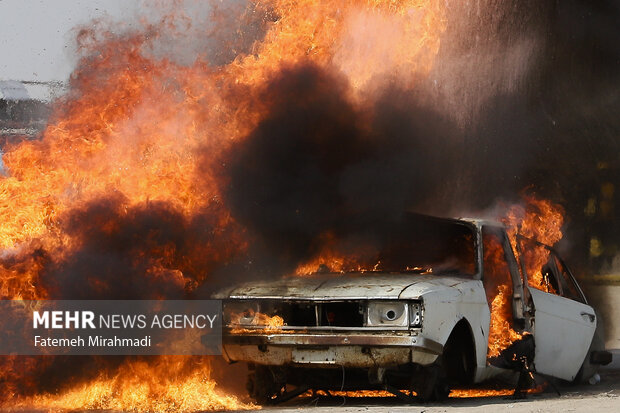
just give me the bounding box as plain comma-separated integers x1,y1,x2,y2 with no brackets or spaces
221,331,443,367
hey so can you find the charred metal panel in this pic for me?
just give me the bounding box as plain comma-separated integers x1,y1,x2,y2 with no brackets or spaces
215,274,474,300
223,331,442,367
224,332,442,351
223,344,418,367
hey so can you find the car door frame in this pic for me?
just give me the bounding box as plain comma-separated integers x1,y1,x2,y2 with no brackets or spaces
516,235,597,381
481,225,528,326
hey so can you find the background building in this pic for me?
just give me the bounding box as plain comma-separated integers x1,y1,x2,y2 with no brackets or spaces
0,80,62,147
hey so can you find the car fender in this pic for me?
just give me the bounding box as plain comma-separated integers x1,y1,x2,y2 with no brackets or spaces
401,280,490,380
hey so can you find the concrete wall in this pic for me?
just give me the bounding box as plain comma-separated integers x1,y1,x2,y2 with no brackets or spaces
584,284,620,350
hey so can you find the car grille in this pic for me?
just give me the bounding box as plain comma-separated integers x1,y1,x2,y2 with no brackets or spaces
258,300,365,328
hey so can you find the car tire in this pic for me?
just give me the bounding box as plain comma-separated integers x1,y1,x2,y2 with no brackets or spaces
246,364,283,404
415,358,450,402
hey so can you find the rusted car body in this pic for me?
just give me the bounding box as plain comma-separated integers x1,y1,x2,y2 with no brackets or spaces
214,214,610,402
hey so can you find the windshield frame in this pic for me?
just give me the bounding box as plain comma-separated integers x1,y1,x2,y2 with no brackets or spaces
387,213,481,279
306,214,482,279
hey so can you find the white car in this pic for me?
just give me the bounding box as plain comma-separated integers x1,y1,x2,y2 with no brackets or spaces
215,213,610,403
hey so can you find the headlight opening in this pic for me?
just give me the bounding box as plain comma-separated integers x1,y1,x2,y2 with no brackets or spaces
366,301,408,327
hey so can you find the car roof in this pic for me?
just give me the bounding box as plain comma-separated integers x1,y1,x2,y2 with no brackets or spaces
405,212,504,229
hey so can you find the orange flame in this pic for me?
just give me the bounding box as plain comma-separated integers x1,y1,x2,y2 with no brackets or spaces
486,284,524,358
294,248,382,275
10,357,254,412
302,385,546,399
482,226,522,358
230,309,287,333
485,195,564,358
503,195,564,293
449,383,546,398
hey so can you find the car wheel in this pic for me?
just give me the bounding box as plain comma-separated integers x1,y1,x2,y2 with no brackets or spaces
414,358,450,401
246,365,283,404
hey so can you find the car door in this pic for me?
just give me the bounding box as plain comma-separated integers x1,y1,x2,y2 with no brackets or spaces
518,238,596,381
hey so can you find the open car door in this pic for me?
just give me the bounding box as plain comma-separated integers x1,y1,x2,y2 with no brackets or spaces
518,237,596,381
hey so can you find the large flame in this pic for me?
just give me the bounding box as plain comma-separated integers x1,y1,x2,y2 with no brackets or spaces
0,0,446,411
486,284,523,358
503,195,564,293
482,223,523,358
11,356,252,412
0,0,446,300
486,195,565,358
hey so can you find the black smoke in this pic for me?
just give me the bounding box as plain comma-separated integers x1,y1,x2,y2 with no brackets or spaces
36,194,247,300
220,64,460,274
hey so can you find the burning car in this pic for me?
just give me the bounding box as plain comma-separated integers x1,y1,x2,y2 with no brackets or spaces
215,213,611,403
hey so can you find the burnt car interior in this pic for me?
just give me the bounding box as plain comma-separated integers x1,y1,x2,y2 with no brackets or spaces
375,214,477,276
517,235,587,303
306,213,479,277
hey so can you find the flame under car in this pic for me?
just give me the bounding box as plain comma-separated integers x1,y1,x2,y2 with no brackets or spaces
214,213,610,403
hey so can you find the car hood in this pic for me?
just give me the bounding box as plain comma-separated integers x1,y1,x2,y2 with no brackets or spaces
215,273,474,300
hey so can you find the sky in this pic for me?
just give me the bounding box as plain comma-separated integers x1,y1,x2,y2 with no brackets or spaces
0,0,140,82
